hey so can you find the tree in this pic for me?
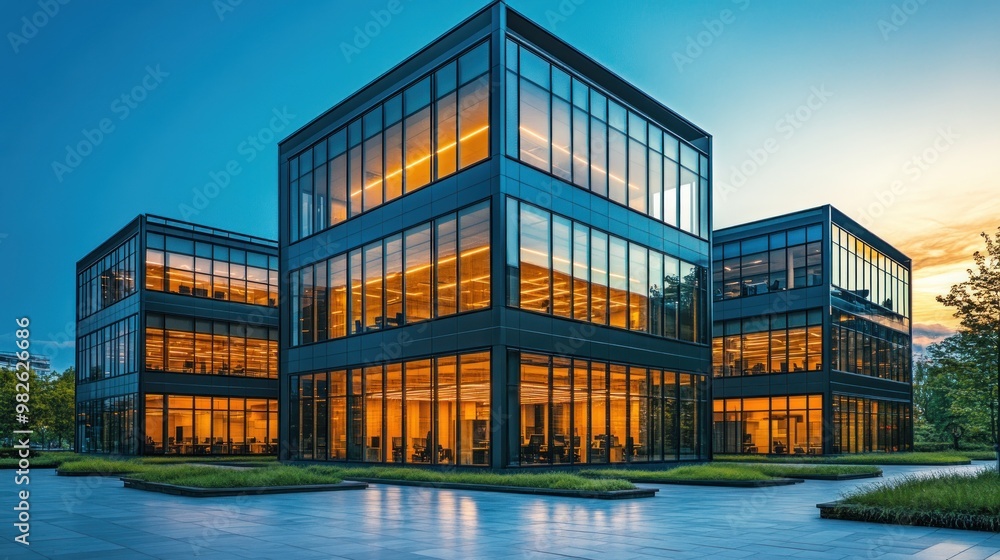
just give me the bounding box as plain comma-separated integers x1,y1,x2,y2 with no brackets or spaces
937,227,1000,469
914,333,997,448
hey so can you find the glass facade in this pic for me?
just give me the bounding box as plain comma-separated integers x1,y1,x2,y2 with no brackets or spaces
712,309,824,377
713,396,823,455
145,313,278,378
505,38,709,239
144,394,277,455
77,315,138,383
518,353,709,464
832,395,912,453
831,223,910,319
712,223,823,301
76,395,137,454
290,201,490,346
830,311,911,382
145,233,279,306
78,234,138,318
289,351,491,466
506,198,708,343
289,41,490,242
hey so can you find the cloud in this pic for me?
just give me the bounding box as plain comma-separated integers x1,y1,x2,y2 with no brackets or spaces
912,322,955,355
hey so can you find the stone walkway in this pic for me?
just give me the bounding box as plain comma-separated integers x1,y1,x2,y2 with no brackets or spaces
3,463,999,559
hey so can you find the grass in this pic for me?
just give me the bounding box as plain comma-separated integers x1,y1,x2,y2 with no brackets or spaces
330,466,636,491
0,451,85,469
714,452,972,465
581,465,770,482
129,465,343,489
830,469,1000,531
140,455,278,464
57,458,151,474
955,451,996,461
580,463,879,482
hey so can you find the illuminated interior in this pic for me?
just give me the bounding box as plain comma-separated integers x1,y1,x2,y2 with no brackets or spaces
290,41,491,242
508,198,707,343
712,309,823,377
713,396,823,455
145,394,277,455
292,352,491,466
293,201,490,345
144,314,277,379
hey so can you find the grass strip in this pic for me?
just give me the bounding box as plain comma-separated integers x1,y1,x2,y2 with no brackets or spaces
129,465,343,488
331,466,635,491
714,452,971,465
581,463,879,482
826,469,1000,531
57,458,151,474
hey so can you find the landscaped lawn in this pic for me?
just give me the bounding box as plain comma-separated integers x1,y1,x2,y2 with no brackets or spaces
830,469,1000,531
580,463,879,482
57,458,151,474
330,465,636,491
714,452,972,465
129,464,343,488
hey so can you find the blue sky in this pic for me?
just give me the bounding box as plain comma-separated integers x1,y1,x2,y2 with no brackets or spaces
2,0,998,370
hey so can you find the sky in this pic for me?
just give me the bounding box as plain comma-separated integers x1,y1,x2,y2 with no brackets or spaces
2,0,998,370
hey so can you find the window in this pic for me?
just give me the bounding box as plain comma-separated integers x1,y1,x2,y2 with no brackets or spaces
504,39,708,238
288,41,491,242
290,203,491,345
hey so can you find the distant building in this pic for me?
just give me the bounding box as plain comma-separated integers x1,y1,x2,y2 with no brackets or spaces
0,351,53,375
280,2,713,468
712,205,913,455
75,215,279,455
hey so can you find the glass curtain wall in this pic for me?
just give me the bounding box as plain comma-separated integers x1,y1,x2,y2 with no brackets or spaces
832,395,912,453
77,315,138,383
290,41,490,242
712,309,823,377
78,234,138,318
505,38,709,239
291,351,491,466
506,198,707,343
713,395,823,455
145,234,278,307
712,224,823,301
291,201,490,346
76,395,137,454
518,352,708,465
145,394,277,455
144,314,278,378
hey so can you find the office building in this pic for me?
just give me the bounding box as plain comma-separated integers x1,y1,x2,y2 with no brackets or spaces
0,351,53,375
281,2,713,468
712,205,912,455
75,215,279,455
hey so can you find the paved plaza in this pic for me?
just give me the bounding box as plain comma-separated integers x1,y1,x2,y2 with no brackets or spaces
3,463,999,559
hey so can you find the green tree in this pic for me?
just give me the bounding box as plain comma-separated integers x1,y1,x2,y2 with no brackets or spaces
914,333,997,448
937,227,1000,467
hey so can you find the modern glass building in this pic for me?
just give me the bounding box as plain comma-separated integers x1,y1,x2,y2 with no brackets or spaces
711,205,913,455
281,2,713,468
75,215,279,455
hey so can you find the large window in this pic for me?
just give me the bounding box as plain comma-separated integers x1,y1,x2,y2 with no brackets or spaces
290,351,491,466
713,396,823,455
290,41,490,242
832,395,912,453
144,314,278,378
831,223,910,323
507,198,708,343
291,201,490,346
77,315,138,383
712,224,823,301
505,38,709,239
145,233,278,307
830,310,911,383
78,234,137,318
712,309,823,377
76,395,137,454
144,394,277,455
518,352,709,465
